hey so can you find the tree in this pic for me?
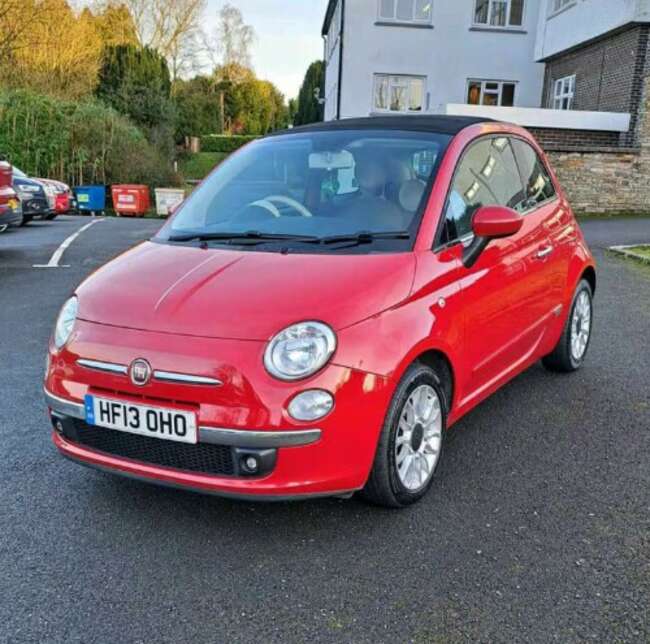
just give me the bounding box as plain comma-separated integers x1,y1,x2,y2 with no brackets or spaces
117,0,207,80
294,61,324,126
288,98,298,126
173,76,222,140
96,44,175,149
0,1,47,65
214,3,255,69
91,2,139,48
1,0,103,99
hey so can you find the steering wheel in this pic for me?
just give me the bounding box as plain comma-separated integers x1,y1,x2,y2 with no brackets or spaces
249,195,313,218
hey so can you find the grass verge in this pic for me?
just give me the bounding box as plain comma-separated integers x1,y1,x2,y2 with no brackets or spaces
179,152,228,181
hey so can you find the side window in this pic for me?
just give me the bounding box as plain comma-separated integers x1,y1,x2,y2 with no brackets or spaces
441,137,525,244
512,140,556,209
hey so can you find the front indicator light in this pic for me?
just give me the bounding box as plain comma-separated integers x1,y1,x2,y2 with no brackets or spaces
288,390,334,421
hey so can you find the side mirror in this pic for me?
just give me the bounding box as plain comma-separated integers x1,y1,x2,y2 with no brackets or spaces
462,205,523,269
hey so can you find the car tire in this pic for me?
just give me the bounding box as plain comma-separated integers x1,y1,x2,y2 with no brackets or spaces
361,363,447,508
20,214,32,226
543,279,594,373
45,213,57,221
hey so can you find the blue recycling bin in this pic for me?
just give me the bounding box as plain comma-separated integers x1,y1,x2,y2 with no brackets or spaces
74,185,106,214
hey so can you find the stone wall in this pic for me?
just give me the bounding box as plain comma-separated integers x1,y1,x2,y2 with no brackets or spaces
545,148,642,214
539,78,650,214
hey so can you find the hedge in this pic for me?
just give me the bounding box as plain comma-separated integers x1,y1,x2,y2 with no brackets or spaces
0,89,179,188
200,134,259,154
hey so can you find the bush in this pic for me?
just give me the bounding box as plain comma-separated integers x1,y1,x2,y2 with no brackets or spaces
200,134,259,154
0,89,178,187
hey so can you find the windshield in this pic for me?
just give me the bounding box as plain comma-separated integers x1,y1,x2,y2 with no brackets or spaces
13,167,27,178
157,129,451,253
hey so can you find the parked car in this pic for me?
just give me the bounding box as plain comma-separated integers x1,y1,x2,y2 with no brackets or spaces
13,166,54,224
0,160,21,232
44,116,596,508
37,178,74,215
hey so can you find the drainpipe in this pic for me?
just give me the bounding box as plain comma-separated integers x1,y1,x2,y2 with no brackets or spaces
337,0,345,120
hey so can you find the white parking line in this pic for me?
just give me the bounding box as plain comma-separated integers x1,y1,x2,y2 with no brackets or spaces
33,218,105,268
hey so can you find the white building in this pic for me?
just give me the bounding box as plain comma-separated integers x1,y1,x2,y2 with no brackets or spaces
322,0,546,121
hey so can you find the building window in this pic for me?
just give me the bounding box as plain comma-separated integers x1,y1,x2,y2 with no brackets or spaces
473,0,524,28
467,80,516,106
374,75,425,113
552,75,575,110
549,0,575,15
378,0,433,24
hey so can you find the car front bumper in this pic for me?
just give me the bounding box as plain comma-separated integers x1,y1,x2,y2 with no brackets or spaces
21,196,51,217
45,321,393,500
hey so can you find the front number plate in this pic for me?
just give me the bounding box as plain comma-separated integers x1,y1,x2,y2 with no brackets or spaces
84,395,198,444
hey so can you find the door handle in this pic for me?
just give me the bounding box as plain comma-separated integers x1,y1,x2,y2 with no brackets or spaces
536,245,553,259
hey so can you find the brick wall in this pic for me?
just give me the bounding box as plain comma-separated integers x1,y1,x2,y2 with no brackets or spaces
529,127,620,150
542,25,649,146
541,77,650,214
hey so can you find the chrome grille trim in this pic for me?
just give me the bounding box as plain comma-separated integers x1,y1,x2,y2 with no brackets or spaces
153,371,222,386
77,359,128,375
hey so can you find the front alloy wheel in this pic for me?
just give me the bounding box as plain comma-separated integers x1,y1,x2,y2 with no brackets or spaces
362,363,447,508
395,384,443,492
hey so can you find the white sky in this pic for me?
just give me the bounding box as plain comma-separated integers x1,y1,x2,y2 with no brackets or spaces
203,1,329,99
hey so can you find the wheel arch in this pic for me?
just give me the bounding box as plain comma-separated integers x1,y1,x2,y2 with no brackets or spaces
411,349,455,415
581,265,596,295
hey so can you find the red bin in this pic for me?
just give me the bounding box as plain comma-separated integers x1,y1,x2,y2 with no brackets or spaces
111,184,150,217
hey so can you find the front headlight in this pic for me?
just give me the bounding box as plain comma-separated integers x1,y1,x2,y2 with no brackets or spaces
54,296,78,350
264,321,336,381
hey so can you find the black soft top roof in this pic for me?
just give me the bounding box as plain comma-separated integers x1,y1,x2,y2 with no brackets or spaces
267,115,494,139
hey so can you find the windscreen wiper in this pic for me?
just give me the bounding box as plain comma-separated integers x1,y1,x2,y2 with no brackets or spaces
167,231,322,244
319,231,411,246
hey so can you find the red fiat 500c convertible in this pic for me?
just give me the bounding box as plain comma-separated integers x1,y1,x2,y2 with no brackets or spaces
45,116,596,507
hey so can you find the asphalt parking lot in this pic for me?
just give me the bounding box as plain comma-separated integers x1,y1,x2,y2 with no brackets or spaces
1,215,649,643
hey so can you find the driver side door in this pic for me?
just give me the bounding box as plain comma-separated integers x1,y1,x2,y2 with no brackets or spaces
437,136,535,408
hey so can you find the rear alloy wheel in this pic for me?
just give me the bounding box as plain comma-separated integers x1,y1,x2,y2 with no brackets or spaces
543,279,594,373
361,363,447,508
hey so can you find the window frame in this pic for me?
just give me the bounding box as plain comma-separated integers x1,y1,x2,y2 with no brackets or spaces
433,134,560,251
551,74,575,110
472,0,526,30
466,79,517,107
377,0,433,25
548,0,576,18
373,73,427,114
511,138,558,212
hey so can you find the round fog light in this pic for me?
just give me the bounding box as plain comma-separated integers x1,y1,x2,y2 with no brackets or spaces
288,390,334,422
244,456,258,472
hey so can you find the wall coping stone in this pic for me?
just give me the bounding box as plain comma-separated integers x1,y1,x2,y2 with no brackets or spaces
544,146,641,154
